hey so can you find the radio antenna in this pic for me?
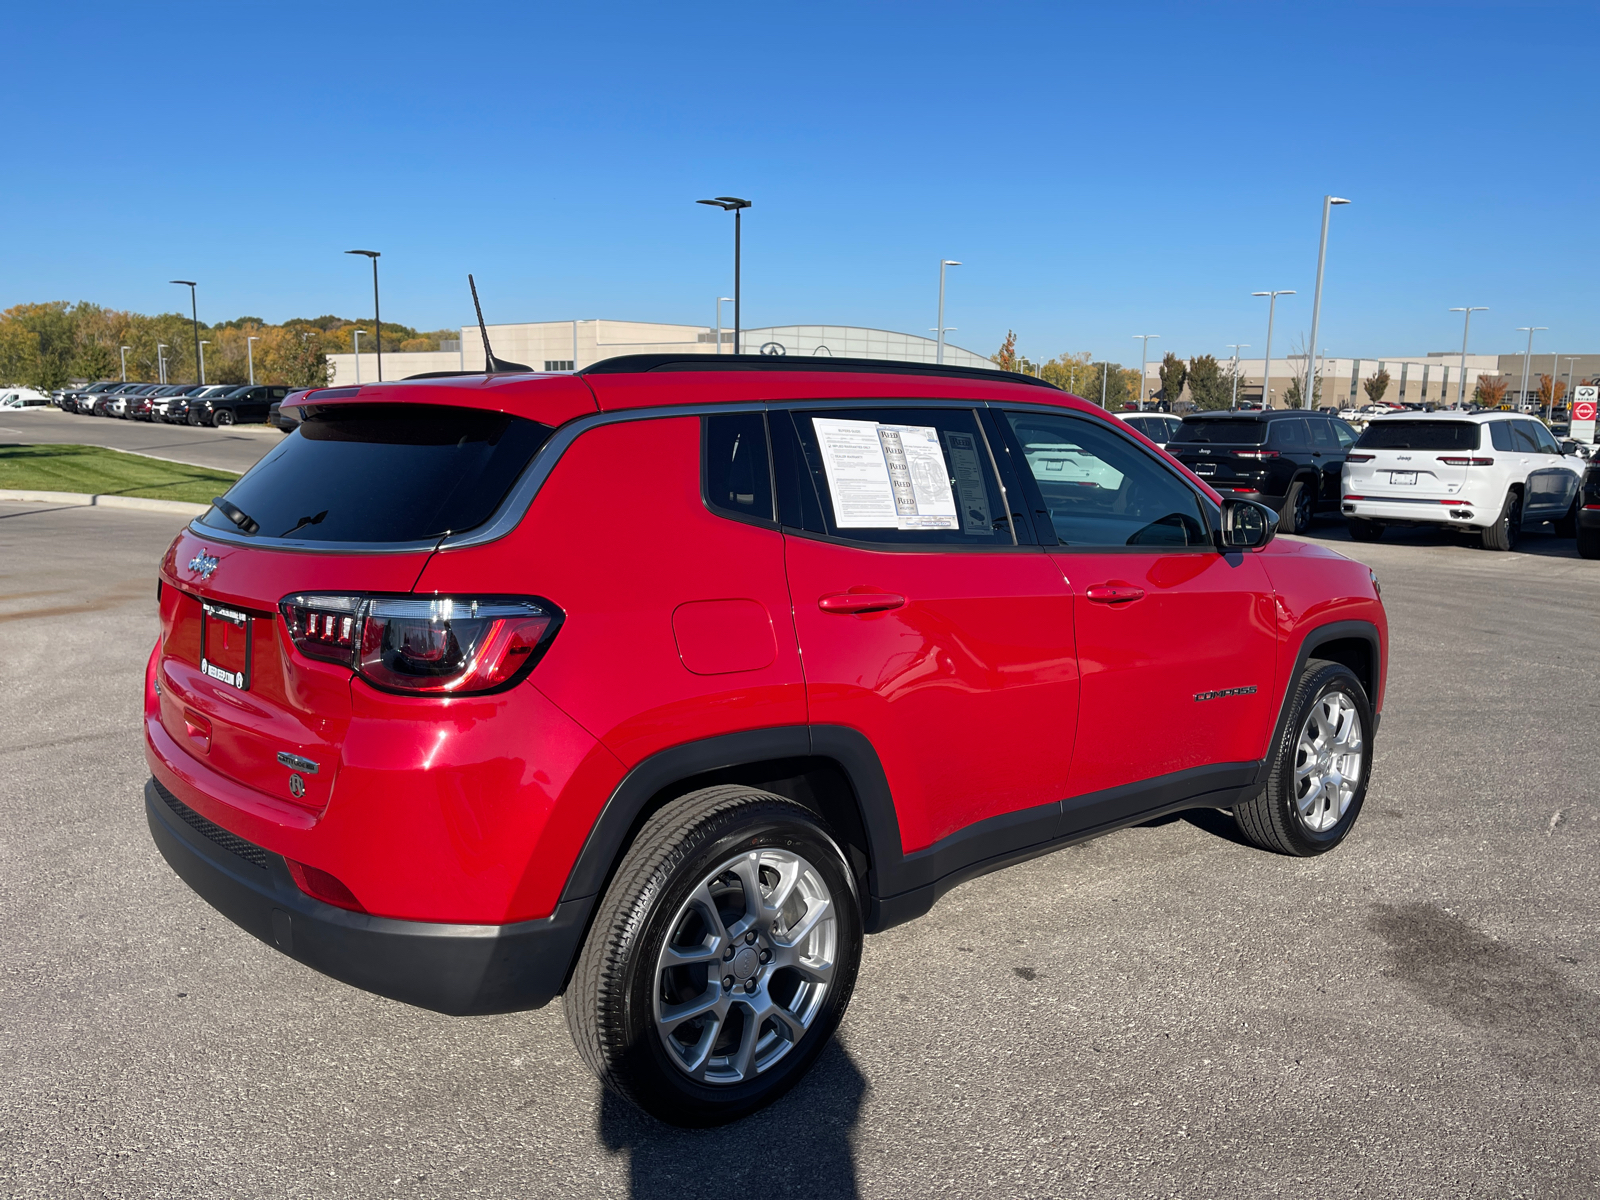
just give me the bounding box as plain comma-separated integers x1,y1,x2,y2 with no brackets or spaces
466,274,532,375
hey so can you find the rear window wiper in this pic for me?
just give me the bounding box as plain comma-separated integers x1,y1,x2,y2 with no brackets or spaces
212,497,259,535
278,510,328,539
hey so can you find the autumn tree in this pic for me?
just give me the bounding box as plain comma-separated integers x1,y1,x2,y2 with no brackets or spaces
1537,374,1567,411
1041,350,1096,395
1473,376,1507,407
991,331,1019,373
1156,352,1187,406
1363,369,1391,404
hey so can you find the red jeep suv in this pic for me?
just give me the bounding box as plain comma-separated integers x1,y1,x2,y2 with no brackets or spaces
144,355,1386,1125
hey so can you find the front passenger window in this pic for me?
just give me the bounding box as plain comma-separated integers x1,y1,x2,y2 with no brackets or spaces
1003,411,1209,549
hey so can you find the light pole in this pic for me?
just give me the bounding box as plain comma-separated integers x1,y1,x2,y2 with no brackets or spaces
934,259,961,364
352,329,364,384
157,343,168,385
1515,326,1547,413
170,280,202,385
1252,290,1295,409
1449,307,1487,407
1304,197,1351,407
697,198,751,354
715,297,732,355
198,340,210,384
1132,334,1159,410
1227,343,1250,407
247,336,259,385
119,346,131,382
1101,361,1108,408
1548,349,1561,422
345,250,382,381
1564,356,1581,417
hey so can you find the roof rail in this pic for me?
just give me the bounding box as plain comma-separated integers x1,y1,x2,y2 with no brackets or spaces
579,352,1060,390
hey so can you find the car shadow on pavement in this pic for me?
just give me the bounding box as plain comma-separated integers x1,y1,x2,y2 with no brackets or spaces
1139,806,1255,848
1293,515,1582,559
598,1036,866,1199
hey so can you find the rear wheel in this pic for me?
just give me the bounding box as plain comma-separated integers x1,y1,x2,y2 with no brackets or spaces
212,409,235,427
1279,480,1313,534
565,785,862,1127
1234,660,1372,857
1347,517,1385,542
1480,488,1522,551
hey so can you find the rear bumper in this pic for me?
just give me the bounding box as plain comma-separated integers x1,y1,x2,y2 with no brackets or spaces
1341,497,1484,527
144,776,592,1015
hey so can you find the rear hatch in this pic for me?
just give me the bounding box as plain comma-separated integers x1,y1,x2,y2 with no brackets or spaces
155,400,559,813
1167,416,1275,490
1344,419,1478,501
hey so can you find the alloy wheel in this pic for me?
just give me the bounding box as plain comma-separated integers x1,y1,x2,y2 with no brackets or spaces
1294,690,1363,833
653,848,837,1085
1294,485,1313,532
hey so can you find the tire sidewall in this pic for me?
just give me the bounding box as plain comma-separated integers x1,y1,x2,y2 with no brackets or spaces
214,409,234,427
1270,664,1374,855
615,807,862,1124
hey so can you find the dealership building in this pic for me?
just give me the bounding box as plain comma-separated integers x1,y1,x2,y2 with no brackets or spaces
327,319,995,385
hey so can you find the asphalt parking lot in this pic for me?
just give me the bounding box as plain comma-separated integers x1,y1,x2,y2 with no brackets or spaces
1,503,1596,1199
0,408,282,474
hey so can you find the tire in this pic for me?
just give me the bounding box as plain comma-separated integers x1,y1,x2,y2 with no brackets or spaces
187,409,203,426
1347,517,1385,542
1578,526,1600,560
564,785,862,1127
1279,480,1312,534
212,409,234,427
1233,660,1373,857
1480,488,1522,551
1554,498,1577,538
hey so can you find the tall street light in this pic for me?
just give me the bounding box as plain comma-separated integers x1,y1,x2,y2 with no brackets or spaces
1449,307,1487,406
352,329,365,384
934,259,961,365
1303,197,1351,407
170,280,202,385
1564,356,1581,416
119,345,131,382
1515,325,1547,413
199,340,210,385
715,297,732,355
345,250,382,381
1227,343,1250,408
1132,334,1159,410
697,198,751,354
247,335,259,385
1252,290,1295,409
157,343,168,385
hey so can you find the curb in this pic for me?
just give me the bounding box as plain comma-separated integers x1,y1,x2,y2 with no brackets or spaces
0,489,209,516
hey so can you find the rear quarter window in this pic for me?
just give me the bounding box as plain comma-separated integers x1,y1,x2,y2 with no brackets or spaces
199,403,553,543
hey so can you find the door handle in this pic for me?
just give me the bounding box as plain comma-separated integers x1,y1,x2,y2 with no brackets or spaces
1085,584,1145,604
818,591,906,615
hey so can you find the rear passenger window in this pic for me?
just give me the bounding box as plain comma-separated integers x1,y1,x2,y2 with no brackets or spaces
703,412,774,523
1269,418,1308,449
787,407,1014,546
1003,411,1210,549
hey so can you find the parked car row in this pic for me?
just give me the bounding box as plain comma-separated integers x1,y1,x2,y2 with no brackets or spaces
51,380,290,426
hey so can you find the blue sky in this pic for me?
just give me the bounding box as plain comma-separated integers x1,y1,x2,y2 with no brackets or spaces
5,1,1596,364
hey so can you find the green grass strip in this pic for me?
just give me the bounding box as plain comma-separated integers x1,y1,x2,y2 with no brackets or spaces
0,444,240,505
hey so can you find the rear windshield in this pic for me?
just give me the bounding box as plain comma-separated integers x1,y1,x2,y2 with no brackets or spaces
1355,420,1479,451
198,403,553,542
1170,418,1268,445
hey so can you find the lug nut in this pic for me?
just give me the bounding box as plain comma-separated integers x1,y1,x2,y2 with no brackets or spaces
745,931,757,945
759,949,771,964
744,979,757,993
723,947,734,961
723,975,735,989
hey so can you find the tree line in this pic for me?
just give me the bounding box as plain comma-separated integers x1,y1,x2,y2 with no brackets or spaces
0,301,453,391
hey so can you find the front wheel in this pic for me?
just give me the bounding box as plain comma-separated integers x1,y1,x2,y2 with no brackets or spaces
187,409,203,426
565,786,862,1127
1234,660,1373,856
212,409,235,427
1480,488,1522,551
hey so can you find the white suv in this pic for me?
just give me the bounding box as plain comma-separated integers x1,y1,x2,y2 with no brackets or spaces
1342,413,1583,550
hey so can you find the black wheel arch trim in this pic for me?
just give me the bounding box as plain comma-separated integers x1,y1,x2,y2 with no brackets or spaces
1253,618,1383,788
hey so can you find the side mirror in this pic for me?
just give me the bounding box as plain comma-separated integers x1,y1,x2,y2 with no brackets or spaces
1561,439,1579,456
1218,496,1278,550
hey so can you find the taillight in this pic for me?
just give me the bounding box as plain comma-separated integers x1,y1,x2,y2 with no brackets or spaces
1234,450,1279,459
280,593,559,694
1437,456,1494,466
1346,453,1375,463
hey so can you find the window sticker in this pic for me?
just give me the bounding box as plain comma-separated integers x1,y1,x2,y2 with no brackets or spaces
812,418,960,530
942,430,993,533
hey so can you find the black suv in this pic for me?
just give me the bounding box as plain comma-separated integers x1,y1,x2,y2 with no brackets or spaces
1167,410,1358,534
187,384,290,427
